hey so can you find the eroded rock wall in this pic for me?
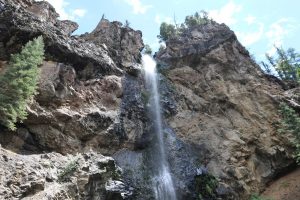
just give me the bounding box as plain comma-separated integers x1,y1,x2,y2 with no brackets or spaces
0,0,145,156
156,21,295,199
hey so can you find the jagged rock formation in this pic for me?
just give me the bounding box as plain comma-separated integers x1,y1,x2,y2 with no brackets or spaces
81,18,144,74
0,0,297,199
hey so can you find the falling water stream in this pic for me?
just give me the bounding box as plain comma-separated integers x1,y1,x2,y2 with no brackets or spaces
142,55,177,200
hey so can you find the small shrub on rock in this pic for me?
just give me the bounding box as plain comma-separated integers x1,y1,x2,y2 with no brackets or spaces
194,171,218,200
250,193,273,200
278,102,300,163
58,159,79,182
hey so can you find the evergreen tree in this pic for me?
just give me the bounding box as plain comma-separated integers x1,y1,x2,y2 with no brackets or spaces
261,47,300,81
158,22,176,42
0,36,44,130
279,103,300,163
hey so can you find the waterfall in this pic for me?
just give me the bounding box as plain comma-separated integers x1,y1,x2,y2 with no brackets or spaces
142,55,177,200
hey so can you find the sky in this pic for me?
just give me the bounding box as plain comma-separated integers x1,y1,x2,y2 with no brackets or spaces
40,0,300,61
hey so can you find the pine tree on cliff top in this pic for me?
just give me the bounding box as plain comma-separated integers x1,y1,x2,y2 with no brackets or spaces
0,36,44,130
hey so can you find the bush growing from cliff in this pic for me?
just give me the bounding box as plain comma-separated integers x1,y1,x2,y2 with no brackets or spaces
158,22,176,42
278,103,300,163
157,11,211,42
250,194,273,200
0,36,44,130
194,172,218,200
184,11,209,28
58,158,79,182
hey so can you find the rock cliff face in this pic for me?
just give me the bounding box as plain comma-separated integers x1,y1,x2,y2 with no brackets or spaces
0,0,145,156
155,21,295,199
0,0,144,198
81,18,144,73
0,0,297,199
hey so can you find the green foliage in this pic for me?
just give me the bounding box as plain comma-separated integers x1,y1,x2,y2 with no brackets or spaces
250,194,273,200
143,44,152,55
194,173,218,200
157,11,211,42
278,103,300,163
261,47,300,82
184,10,209,29
0,36,44,130
58,159,79,182
158,22,176,42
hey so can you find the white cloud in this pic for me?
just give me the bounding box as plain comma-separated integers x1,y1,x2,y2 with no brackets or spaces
266,18,296,55
155,14,173,25
72,9,86,18
245,15,256,25
36,0,87,20
208,1,242,25
124,0,152,14
236,22,264,46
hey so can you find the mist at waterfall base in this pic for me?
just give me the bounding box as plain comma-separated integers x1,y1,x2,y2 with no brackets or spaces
142,55,177,200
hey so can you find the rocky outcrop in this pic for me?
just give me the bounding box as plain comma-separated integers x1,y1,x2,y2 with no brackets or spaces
156,21,295,199
156,21,237,60
0,0,146,156
0,0,122,76
0,146,131,199
81,18,144,75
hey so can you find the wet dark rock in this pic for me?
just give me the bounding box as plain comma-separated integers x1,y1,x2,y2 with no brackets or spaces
113,74,147,146
158,74,178,117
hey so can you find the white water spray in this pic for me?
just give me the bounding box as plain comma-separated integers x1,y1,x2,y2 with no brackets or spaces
142,55,177,200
